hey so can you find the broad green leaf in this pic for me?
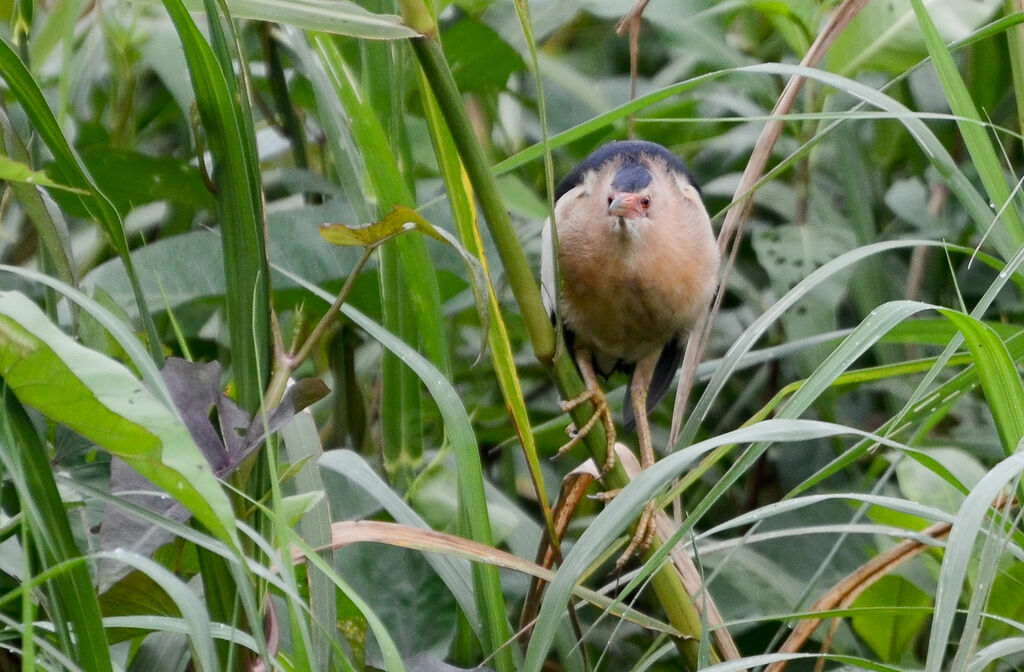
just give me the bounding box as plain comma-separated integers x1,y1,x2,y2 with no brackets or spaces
752,223,856,366
47,148,216,218
85,202,369,317
851,576,932,663
441,16,525,94
0,291,238,549
829,0,1000,75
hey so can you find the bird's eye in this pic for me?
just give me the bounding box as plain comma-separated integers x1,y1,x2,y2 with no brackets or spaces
641,196,651,209
607,196,614,206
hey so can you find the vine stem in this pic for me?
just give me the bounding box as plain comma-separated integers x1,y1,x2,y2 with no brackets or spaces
263,245,374,409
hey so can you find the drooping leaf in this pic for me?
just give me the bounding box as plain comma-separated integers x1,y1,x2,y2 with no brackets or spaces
137,0,418,39
320,205,447,247
0,154,84,192
321,206,491,352
0,291,236,544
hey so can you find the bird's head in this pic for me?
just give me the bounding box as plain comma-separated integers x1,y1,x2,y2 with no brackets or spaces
550,140,706,242
606,159,653,223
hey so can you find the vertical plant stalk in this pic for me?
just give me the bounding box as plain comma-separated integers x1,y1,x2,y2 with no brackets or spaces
306,30,451,487
408,36,554,365
419,78,562,564
259,24,310,174
164,0,272,414
1005,0,1024,141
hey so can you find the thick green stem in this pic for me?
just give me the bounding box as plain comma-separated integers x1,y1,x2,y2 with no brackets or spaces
1004,0,1024,144
410,35,556,365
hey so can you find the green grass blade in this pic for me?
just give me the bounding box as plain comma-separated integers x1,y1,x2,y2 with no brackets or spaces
161,0,270,413
281,413,337,670
683,239,943,446
910,0,1024,258
523,420,913,672
319,450,478,627
136,0,417,39
274,264,514,672
939,309,1024,455
925,452,1024,672
307,32,451,485
0,108,77,293
97,551,218,672
418,66,560,572
0,389,113,672
0,37,161,361
410,34,553,364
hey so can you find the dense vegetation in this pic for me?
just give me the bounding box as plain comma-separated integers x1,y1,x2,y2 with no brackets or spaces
0,0,1023,670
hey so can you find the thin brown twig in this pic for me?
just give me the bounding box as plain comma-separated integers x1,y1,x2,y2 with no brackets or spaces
616,0,650,138
768,492,1014,672
765,519,951,672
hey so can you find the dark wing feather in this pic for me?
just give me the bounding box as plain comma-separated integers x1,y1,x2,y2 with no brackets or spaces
622,337,684,433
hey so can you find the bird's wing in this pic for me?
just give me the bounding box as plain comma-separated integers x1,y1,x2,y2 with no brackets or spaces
540,215,556,319
622,336,684,433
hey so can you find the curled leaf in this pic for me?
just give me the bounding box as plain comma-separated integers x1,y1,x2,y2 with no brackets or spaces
320,206,491,354
319,205,445,247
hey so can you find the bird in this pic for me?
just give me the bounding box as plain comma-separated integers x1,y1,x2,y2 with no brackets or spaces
541,140,720,564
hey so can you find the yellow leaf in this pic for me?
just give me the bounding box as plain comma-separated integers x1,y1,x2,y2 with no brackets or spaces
319,205,446,247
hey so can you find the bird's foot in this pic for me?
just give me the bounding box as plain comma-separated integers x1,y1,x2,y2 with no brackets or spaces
591,484,659,569
616,499,658,569
556,386,617,475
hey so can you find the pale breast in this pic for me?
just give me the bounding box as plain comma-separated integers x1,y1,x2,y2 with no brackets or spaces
558,220,714,363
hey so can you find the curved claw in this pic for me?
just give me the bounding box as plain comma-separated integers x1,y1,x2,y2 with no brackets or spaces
615,499,659,569
555,360,617,475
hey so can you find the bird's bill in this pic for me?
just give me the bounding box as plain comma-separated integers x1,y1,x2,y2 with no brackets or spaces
607,192,646,220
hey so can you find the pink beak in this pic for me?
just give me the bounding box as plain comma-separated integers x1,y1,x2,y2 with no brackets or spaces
607,193,646,220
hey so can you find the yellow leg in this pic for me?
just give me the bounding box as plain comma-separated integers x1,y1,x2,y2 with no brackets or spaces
614,351,661,569
556,349,617,475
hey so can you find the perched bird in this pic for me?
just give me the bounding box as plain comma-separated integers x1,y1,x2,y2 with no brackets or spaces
541,140,720,562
